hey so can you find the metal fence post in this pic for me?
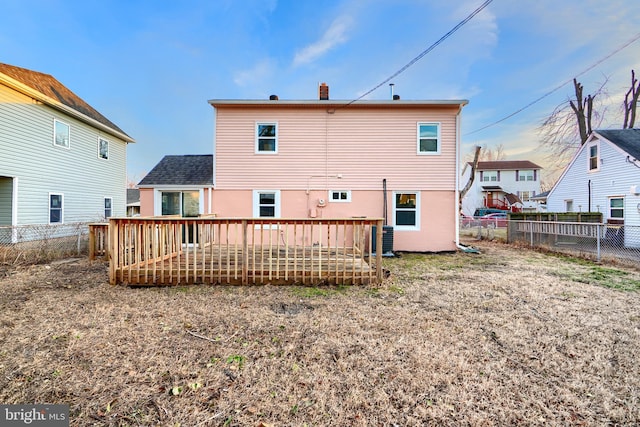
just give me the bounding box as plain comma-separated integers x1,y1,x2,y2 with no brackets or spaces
596,223,601,262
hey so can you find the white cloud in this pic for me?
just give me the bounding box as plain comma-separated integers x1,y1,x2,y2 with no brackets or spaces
293,15,353,67
233,59,274,87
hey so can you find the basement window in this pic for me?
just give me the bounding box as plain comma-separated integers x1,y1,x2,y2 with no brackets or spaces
393,192,420,230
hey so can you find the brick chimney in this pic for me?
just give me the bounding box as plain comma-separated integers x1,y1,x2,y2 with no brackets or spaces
319,82,329,100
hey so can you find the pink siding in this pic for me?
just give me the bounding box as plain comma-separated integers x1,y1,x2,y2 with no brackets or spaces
211,189,456,252
214,105,460,191
139,188,154,217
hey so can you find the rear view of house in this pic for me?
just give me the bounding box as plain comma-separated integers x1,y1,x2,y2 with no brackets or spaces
207,86,467,252
0,63,134,243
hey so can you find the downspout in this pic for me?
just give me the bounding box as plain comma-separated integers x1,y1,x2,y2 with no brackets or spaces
588,179,592,212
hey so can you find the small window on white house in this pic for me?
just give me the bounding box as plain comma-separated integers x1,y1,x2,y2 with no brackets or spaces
520,191,530,202
393,192,420,230
98,138,109,160
588,143,599,171
329,190,351,202
518,170,534,181
54,119,70,148
104,197,112,218
565,200,574,212
256,123,277,153
253,190,281,218
417,123,440,154
609,197,624,220
49,193,63,224
483,171,498,182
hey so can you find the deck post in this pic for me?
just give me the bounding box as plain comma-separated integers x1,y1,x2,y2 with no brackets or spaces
376,219,383,282
108,219,117,285
242,219,248,285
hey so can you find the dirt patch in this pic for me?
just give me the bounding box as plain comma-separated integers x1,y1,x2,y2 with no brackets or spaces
1,240,640,426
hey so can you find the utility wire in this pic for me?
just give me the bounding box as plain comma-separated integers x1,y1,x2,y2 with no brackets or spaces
466,31,640,136
344,0,493,107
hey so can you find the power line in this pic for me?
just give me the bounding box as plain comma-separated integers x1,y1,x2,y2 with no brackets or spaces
344,0,494,107
465,31,640,136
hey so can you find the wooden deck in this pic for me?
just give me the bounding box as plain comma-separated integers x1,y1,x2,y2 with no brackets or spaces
107,217,384,286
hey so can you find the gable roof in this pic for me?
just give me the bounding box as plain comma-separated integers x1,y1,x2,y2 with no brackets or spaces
138,155,213,186
0,63,133,142
472,160,542,171
597,129,640,160
126,188,140,205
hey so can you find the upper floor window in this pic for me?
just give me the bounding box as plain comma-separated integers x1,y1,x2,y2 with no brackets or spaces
518,170,534,181
417,123,440,155
256,123,277,153
98,138,109,160
393,192,420,230
54,119,70,148
49,193,63,224
329,190,351,202
588,143,599,171
104,197,112,218
482,171,499,182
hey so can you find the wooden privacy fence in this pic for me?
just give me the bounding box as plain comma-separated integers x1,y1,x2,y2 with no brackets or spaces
108,217,384,286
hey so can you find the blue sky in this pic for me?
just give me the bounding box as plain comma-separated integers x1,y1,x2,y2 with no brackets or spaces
2,0,639,185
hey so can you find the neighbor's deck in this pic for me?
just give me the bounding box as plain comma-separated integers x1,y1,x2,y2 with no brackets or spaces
105,217,384,286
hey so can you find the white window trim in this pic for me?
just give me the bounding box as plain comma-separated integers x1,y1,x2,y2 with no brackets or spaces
483,171,498,182
328,190,351,203
98,137,109,160
565,199,574,212
53,119,70,149
252,190,281,218
153,189,204,216
417,122,441,155
49,192,64,224
392,191,420,231
104,197,113,219
609,196,624,220
255,122,278,154
588,141,600,172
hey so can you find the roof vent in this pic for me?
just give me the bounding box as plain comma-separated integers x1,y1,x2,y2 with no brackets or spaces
393,94,400,100
269,94,279,100
319,82,329,100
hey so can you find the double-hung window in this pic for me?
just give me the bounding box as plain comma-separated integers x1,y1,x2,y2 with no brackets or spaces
49,193,63,224
417,123,440,155
483,171,498,182
256,123,277,153
54,119,70,148
588,143,599,171
104,197,113,218
609,197,624,220
253,190,281,218
98,138,109,160
393,192,420,230
518,170,534,181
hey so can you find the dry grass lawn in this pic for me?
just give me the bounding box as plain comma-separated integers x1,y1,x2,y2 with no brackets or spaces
1,240,640,426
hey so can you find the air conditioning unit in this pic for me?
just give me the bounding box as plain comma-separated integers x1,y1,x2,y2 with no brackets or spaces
371,225,394,256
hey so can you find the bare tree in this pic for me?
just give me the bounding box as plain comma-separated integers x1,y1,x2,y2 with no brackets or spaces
479,143,506,161
623,69,639,129
460,145,481,200
539,77,608,169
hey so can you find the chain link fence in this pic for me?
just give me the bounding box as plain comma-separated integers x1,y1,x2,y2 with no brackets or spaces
507,220,640,264
0,222,91,265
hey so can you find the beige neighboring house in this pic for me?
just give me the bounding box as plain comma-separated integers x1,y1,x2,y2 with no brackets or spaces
140,84,468,252
0,63,134,242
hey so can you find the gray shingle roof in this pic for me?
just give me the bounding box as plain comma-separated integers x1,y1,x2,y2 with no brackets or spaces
0,63,131,139
138,155,213,186
596,129,640,160
126,188,140,204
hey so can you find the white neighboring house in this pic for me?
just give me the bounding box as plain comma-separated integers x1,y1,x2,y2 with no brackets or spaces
0,63,134,243
461,160,543,215
546,129,640,247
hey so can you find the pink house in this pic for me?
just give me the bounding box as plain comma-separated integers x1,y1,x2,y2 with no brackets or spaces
140,85,467,252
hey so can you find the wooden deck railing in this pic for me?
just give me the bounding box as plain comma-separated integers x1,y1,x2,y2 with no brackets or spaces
108,217,384,286
88,223,109,261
